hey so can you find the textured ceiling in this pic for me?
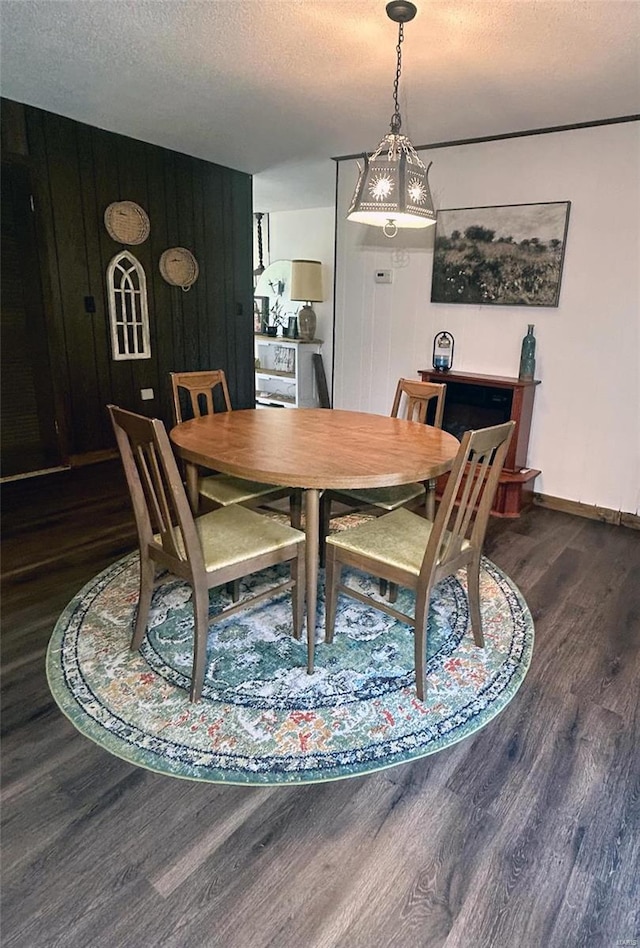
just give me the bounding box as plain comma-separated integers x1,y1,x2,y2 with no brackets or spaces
1,0,638,210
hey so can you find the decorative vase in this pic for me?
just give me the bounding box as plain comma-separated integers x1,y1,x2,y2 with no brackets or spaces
297,305,316,341
519,324,536,380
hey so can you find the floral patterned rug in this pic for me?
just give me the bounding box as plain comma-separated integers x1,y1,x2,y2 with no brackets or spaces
47,550,534,785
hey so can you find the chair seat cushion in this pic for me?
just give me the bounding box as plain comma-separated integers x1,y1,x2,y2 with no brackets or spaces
196,505,303,572
198,474,283,506
337,482,425,511
326,507,469,576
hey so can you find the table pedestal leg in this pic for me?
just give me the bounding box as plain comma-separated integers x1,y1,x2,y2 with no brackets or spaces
425,479,436,520
304,488,319,674
185,462,199,514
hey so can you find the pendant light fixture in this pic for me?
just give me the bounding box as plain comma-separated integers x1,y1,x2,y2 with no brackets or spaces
347,1,436,238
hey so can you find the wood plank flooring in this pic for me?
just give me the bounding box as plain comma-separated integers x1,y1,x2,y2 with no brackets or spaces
2,461,639,948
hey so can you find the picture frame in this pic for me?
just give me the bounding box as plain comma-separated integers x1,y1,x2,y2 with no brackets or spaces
254,295,270,333
430,201,571,307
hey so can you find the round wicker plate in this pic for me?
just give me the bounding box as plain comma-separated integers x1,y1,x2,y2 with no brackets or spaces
159,247,199,291
104,201,150,245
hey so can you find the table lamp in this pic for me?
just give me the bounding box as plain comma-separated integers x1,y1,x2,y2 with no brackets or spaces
290,260,323,341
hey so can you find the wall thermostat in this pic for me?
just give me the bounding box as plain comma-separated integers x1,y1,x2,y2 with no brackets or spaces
375,270,393,284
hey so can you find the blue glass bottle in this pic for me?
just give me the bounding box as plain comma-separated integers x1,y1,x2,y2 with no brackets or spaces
519,324,536,381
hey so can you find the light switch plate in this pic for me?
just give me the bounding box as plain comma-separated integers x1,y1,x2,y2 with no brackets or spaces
140,388,154,400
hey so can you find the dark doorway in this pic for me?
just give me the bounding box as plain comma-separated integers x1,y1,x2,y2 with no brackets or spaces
1,161,62,478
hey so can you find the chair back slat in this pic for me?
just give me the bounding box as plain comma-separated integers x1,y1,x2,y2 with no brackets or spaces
420,421,515,580
468,430,514,547
191,389,214,418
391,378,446,428
135,443,166,530
442,462,477,560
138,440,185,559
406,395,428,424
457,450,491,537
108,405,204,571
170,370,233,424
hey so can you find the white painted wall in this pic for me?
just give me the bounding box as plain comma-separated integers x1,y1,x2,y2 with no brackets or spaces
333,121,640,515
267,206,336,390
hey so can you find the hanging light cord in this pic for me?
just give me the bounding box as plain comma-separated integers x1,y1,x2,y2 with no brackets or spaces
390,22,404,134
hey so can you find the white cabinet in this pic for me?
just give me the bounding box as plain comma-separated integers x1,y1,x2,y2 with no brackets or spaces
254,335,323,408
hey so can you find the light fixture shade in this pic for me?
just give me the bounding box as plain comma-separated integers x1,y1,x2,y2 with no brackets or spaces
347,133,436,231
290,259,323,302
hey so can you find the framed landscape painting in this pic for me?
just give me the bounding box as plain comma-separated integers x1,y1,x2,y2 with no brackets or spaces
431,201,571,306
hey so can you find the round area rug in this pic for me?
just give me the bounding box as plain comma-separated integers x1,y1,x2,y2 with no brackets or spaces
47,552,534,785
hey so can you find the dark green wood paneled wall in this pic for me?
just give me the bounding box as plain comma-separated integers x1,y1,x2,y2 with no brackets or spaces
1,99,254,458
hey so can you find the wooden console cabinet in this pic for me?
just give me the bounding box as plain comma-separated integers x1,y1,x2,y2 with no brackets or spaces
418,369,541,517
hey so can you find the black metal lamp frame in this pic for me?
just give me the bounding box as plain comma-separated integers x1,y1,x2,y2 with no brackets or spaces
432,331,455,372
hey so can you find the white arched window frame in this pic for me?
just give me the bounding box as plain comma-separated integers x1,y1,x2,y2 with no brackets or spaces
107,251,151,360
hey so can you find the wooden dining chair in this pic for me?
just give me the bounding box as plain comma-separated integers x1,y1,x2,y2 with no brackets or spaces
319,378,446,577
321,378,446,530
324,420,515,701
170,370,301,526
108,404,306,703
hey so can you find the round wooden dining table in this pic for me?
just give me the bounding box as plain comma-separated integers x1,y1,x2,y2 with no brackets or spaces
170,408,460,667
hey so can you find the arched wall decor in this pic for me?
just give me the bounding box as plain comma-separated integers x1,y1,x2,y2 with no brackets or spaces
107,251,151,361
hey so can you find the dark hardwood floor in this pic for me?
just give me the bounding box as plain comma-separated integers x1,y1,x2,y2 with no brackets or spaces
2,461,639,948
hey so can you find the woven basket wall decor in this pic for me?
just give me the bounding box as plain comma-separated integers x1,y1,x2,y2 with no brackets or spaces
104,202,150,245
159,247,199,291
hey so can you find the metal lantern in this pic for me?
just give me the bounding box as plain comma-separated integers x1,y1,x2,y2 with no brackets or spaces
432,331,454,371
346,1,436,238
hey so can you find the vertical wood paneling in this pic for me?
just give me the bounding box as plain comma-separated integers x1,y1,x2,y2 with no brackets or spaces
221,169,235,399
144,140,173,423
90,126,136,420
0,98,28,156
174,152,199,372
203,163,227,388
43,112,104,454
1,99,254,459
135,140,163,417
24,107,73,454
229,169,254,409
76,124,113,447
192,159,210,370
162,151,186,378
115,133,157,415
0,162,59,475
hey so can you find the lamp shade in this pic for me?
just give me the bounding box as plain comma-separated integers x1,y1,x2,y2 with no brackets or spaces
290,260,323,303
